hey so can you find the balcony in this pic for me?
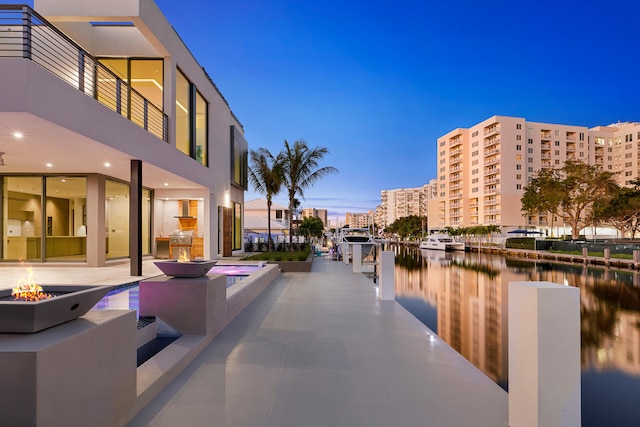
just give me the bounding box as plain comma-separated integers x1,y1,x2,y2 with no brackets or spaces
484,137,500,147
0,6,168,142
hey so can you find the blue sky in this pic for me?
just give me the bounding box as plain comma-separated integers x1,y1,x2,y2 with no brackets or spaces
11,1,640,221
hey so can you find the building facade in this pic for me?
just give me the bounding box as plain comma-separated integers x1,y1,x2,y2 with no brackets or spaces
301,208,328,229
431,115,640,235
345,211,375,229
0,0,247,269
378,185,430,229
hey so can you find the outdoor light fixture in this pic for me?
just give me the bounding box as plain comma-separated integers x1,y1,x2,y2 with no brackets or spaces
0,152,5,166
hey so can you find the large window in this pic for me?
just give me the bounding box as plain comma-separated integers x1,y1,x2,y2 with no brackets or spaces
105,180,129,259
2,177,42,261
176,69,208,165
99,58,164,139
45,177,87,261
233,202,242,250
230,125,248,189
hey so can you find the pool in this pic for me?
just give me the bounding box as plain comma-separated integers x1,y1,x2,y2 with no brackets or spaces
93,264,264,317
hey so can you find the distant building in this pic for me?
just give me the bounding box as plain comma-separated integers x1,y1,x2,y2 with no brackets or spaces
379,185,431,229
301,208,328,228
345,211,375,229
244,199,289,236
431,115,640,237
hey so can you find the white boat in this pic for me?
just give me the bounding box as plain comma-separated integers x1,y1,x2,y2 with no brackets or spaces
336,228,376,259
419,233,465,251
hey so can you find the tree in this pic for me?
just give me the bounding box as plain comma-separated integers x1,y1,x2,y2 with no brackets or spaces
592,178,640,237
521,160,618,239
248,148,284,251
298,216,325,246
386,215,426,239
281,139,338,252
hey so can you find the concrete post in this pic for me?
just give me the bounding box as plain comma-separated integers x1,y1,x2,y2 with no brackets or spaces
378,251,395,301
509,281,581,427
582,246,588,263
604,248,611,266
342,243,350,264
634,250,640,269
352,244,362,273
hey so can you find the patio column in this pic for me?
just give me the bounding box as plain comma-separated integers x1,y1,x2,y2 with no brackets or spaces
130,160,142,276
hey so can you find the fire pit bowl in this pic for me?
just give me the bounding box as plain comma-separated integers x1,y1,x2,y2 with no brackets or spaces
153,260,217,278
0,285,113,333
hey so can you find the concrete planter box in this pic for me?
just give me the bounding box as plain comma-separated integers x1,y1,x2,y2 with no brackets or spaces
269,252,314,272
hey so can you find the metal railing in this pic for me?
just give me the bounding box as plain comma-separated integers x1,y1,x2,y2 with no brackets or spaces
0,6,168,142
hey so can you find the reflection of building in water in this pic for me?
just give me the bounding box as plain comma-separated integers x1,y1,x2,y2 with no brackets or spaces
436,255,512,386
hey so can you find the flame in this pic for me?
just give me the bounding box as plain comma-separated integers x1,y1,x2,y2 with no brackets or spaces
12,266,53,301
177,248,190,263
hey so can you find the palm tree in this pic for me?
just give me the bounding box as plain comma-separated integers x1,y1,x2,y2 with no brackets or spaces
281,139,338,252
248,148,284,252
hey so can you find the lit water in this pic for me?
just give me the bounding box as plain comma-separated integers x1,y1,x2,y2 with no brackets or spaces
93,264,262,317
390,245,640,427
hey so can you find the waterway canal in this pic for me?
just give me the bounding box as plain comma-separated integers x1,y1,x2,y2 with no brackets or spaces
388,245,640,427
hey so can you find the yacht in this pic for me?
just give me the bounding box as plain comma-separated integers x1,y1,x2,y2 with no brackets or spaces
336,228,376,259
419,233,465,251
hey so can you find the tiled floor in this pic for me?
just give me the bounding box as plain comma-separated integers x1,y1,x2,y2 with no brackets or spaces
126,258,508,427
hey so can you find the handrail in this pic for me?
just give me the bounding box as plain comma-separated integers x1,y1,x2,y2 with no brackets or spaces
0,6,169,142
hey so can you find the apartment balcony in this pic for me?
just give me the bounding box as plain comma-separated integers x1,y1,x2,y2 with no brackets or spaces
484,125,500,136
468,202,479,208
450,148,463,156
484,177,500,185
484,148,500,157
449,137,463,147
450,164,462,173
566,145,576,152
541,131,552,140
566,134,577,141
541,152,551,160
484,208,500,215
484,167,500,176
0,6,168,142
485,186,500,195
450,157,462,165
485,157,499,166
541,143,551,150
484,137,500,147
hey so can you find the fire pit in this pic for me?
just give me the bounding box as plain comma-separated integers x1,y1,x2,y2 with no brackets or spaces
153,259,217,278
0,285,113,333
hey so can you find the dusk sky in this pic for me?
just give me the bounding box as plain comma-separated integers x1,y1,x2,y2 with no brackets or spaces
13,0,640,221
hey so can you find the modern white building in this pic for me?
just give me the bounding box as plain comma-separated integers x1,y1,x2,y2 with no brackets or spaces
431,115,640,236
0,0,248,272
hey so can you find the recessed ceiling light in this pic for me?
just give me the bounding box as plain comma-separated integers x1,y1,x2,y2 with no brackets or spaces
13,132,23,139
104,162,111,167
164,182,169,186
46,163,52,167
61,179,66,183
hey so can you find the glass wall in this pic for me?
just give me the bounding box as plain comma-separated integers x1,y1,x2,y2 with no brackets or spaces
233,201,242,251
142,188,151,255
176,69,191,156
176,69,208,165
105,179,130,259
45,177,87,261
2,177,42,261
195,90,207,165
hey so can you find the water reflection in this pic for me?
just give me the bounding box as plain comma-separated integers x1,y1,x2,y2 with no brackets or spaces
391,245,640,426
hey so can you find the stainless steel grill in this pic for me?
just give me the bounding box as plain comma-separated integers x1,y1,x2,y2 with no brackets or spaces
169,230,193,259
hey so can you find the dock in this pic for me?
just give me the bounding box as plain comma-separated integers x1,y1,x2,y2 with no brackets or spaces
125,257,508,427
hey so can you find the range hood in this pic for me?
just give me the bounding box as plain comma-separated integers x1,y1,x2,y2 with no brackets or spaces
174,200,193,218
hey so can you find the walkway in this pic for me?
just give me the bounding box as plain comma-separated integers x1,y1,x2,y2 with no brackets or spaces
126,258,508,427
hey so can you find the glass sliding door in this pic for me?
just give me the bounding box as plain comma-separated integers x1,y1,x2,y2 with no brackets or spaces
105,180,129,259
45,177,87,261
2,177,42,261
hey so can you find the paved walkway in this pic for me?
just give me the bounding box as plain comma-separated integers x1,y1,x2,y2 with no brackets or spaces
126,258,508,427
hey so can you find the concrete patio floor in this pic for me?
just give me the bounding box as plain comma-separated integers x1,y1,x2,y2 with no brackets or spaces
124,257,508,427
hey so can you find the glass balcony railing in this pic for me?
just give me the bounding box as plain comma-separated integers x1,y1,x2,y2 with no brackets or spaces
0,6,168,142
